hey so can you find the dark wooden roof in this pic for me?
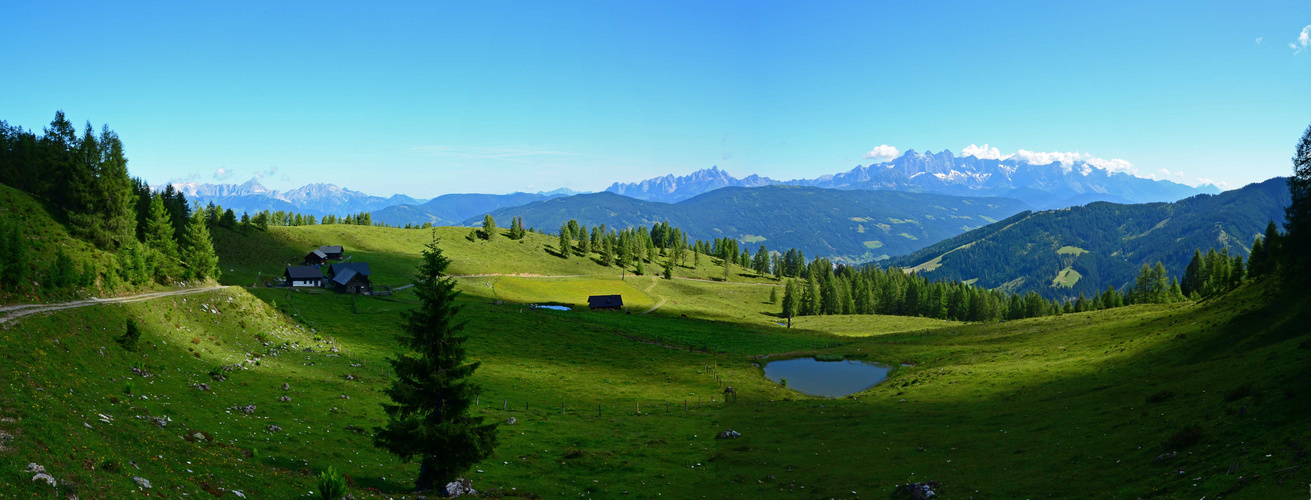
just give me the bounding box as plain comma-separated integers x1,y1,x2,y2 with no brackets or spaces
588,295,624,308
329,262,372,277
318,245,344,254
331,268,360,286
306,249,327,259
284,266,324,280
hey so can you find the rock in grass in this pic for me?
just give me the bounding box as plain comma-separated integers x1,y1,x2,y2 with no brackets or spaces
132,476,152,489
31,472,56,487
25,463,45,473
441,477,476,497
506,417,517,425
716,430,741,439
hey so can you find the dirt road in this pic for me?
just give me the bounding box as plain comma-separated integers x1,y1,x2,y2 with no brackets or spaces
0,286,229,325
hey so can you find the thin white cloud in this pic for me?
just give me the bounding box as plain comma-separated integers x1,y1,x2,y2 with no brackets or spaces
252,166,278,179
961,143,1005,160
1256,37,1262,44
1084,157,1136,175
960,144,1138,175
1293,25,1311,54
213,167,232,181
1013,149,1086,167
862,144,900,162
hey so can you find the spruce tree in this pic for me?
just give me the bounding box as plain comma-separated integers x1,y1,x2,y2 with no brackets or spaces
374,235,496,491
781,279,797,326
144,194,180,280
769,286,778,304
1284,123,1311,271
181,209,219,281
481,215,497,240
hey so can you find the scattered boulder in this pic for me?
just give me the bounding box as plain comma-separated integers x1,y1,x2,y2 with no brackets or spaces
193,383,210,391
895,480,941,499
231,491,246,499
505,417,517,425
441,477,476,497
267,424,282,433
716,430,741,439
1154,451,1177,464
191,432,208,442
137,415,171,428
339,394,351,400
345,374,357,381
32,472,56,487
280,383,290,391
132,476,152,489
210,373,227,382
278,396,291,402
130,367,151,378
230,405,256,415
25,463,45,474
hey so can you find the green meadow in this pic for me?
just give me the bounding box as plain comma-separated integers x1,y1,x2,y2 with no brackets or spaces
1,223,1309,498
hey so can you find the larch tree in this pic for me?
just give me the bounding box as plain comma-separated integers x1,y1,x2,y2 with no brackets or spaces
558,224,572,258
374,235,497,491
482,214,497,240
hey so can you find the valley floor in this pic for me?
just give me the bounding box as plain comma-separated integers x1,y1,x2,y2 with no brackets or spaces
1,225,1308,499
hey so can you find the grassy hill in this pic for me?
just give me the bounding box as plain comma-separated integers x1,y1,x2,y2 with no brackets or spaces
886,177,1290,299
0,183,179,305
475,185,1032,264
4,219,1310,498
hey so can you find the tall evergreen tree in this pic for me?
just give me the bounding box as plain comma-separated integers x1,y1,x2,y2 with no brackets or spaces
374,236,496,491
144,194,180,280
481,214,497,240
1285,123,1311,271
181,209,219,281
781,279,797,326
557,224,572,259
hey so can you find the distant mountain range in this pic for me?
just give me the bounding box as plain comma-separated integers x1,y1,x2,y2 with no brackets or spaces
605,150,1220,208
162,179,427,217
475,185,1033,263
884,177,1290,299
162,179,582,222
371,192,575,227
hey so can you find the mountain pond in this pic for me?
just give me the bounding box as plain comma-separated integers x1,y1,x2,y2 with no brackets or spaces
762,357,893,397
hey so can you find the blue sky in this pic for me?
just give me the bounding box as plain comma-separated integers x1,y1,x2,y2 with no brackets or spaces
1,1,1308,197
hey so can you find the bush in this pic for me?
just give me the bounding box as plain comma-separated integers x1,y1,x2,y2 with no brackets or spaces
117,319,142,351
1225,383,1257,402
1162,425,1202,449
1145,390,1175,404
814,354,845,362
317,465,347,500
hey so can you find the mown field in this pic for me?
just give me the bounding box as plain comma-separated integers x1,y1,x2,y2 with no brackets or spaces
1,222,1308,498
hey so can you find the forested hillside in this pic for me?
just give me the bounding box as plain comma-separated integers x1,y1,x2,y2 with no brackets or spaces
886,177,1290,298
477,185,1031,264
0,112,220,302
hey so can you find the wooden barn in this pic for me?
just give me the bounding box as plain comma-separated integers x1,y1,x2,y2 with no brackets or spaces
284,266,324,287
588,294,624,311
329,262,373,294
318,245,344,260
303,248,329,266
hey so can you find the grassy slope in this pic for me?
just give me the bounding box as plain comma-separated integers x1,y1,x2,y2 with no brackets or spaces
0,183,165,304
3,222,1308,498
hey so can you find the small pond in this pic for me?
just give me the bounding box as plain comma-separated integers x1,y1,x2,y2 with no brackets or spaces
533,305,571,311
762,357,892,397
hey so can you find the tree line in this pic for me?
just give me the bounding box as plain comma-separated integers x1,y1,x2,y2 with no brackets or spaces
0,112,219,293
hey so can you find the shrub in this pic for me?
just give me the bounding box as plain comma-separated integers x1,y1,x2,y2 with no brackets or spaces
1145,390,1175,404
1162,426,1202,449
814,354,845,362
1225,383,1257,402
317,465,347,500
117,319,142,351
123,381,134,395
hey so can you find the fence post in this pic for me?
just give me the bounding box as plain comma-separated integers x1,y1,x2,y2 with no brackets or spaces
562,402,565,415
598,404,601,417
637,402,640,414
503,399,507,411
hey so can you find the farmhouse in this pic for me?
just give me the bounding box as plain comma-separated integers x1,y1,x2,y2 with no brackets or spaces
329,262,373,294
318,245,344,260
284,266,324,287
588,294,624,311
303,248,328,266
